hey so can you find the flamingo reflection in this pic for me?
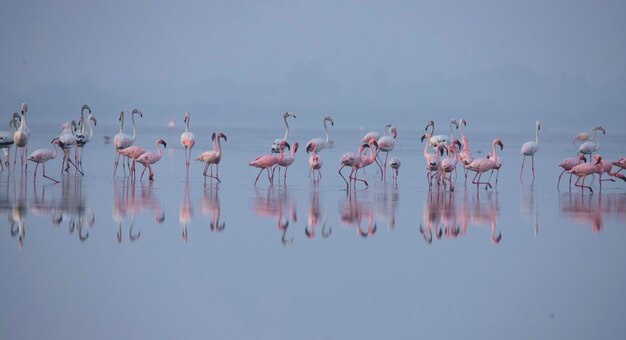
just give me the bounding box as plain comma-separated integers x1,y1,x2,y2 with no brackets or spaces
420,192,459,244
559,193,626,233
375,186,399,230
113,179,165,243
250,187,297,245
52,176,94,241
202,183,225,232
180,181,193,242
305,187,330,239
455,191,502,244
339,191,376,238
520,184,539,236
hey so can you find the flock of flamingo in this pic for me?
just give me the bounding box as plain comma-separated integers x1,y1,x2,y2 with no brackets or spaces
0,103,625,194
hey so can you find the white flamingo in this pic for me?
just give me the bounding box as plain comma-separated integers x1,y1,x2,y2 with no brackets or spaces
13,103,31,171
377,125,397,181
305,116,334,153
114,109,142,176
425,119,459,148
180,112,196,177
27,138,63,183
520,121,540,182
0,112,20,171
137,139,167,181
74,105,95,172
271,112,296,153
196,132,227,182
578,126,605,159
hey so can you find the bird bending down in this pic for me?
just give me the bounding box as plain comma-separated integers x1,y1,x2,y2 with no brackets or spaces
389,157,401,184
136,139,167,181
180,112,196,177
274,142,298,184
305,116,334,153
465,139,504,191
251,140,290,186
557,155,587,190
271,112,296,153
27,138,63,183
13,103,31,171
196,132,227,182
520,120,540,182
309,152,323,182
569,155,604,194
338,139,378,189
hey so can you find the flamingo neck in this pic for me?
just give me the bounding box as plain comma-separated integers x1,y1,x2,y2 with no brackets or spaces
156,142,163,159
427,123,434,136
131,112,137,141
535,125,539,145
324,121,329,143
452,145,459,162
491,141,499,163
20,111,27,129
185,115,190,132
52,143,58,158
449,122,455,140
87,119,94,140
423,139,430,158
283,116,290,140
459,123,469,148
79,110,85,133
216,137,223,156
119,113,124,134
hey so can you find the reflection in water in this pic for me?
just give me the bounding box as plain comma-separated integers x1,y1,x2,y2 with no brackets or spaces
520,184,539,236
54,176,95,241
113,179,165,243
305,187,330,239
559,193,626,233
422,191,501,244
180,181,193,242
250,188,297,245
202,183,225,233
339,191,376,238
374,186,399,230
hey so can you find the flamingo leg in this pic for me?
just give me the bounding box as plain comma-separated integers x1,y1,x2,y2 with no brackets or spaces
67,157,83,176
140,166,147,181
575,176,593,194
353,168,368,188
338,165,349,188
33,162,39,180
253,168,263,186
557,169,566,190
284,166,288,184
383,152,388,182
114,152,120,177
43,163,59,183
203,162,209,176
531,155,535,179
520,155,526,182
267,168,273,186
148,165,154,181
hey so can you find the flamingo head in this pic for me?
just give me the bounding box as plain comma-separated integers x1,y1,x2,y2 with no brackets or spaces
20,103,27,114
284,111,296,119
425,120,434,131
324,116,334,126
458,118,467,127
88,115,97,126
390,126,397,138
81,104,91,114
218,133,227,142
292,142,299,153
118,111,124,122
369,139,379,150
453,138,462,150
421,133,431,143
184,112,189,123
132,109,143,118
158,139,167,148
450,119,459,129
494,139,504,150
578,154,587,162
536,120,541,130
279,140,291,151
71,120,79,132
305,141,315,153
211,132,216,141
10,113,20,128
593,155,602,165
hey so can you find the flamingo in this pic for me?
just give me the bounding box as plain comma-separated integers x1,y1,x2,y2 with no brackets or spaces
613,157,626,174
113,109,142,176
596,156,625,189
421,133,443,188
520,120,540,182
196,132,227,182
75,111,97,173
58,121,83,175
136,139,167,181
361,124,389,144
13,103,31,171
377,125,397,181
557,155,587,190
271,112,296,153
27,138,63,183
574,126,605,145
309,152,323,182
274,142,298,184
117,145,146,179
569,155,604,194
487,151,503,186
250,140,290,186
465,139,504,191
458,118,473,184
425,119,459,148
577,126,605,159
389,157,401,184
305,116,334,153
0,112,20,171
441,139,462,191
338,139,378,189
180,112,196,176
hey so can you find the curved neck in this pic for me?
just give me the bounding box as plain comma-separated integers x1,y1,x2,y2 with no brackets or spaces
423,139,430,158
323,120,330,143
156,142,163,158
87,119,95,140
427,123,434,136
449,122,455,139
20,111,27,129
452,145,459,161
459,123,468,146
131,112,137,140
185,115,190,132
216,137,223,155
278,145,285,161
283,116,290,140
491,142,499,162
52,143,58,158
535,125,540,145
79,110,85,133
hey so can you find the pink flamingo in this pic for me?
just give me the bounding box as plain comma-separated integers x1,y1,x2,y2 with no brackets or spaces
520,121,540,182
557,154,587,190
421,133,443,189
613,157,626,174
180,112,196,177
27,138,63,183
441,139,462,191
361,124,389,174
74,105,95,172
458,118,473,185
569,155,604,194
13,103,30,171
271,112,296,153
465,139,504,191
136,139,167,181
117,145,146,179
308,152,323,182
250,140,289,186
58,121,82,175
114,109,142,176
338,139,378,189
596,156,625,189
274,142,298,184
196,132,227,182
425,119,459,148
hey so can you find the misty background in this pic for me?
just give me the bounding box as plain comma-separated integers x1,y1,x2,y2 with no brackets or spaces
1,0,625,133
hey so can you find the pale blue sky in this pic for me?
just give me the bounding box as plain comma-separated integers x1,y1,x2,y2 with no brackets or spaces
1,0,625,132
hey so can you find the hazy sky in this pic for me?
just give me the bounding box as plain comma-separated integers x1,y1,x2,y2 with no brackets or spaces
1,0,625,132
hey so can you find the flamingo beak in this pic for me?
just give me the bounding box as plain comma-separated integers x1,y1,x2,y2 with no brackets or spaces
284,142,291,150
162,141,167,148
306,143,313,153
212,133,216,141
420,134,426,143
497,141,504,150
221,133,227,142
454,139,462,149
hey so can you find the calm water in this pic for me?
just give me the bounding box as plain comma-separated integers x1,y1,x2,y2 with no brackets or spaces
1,124,625,339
